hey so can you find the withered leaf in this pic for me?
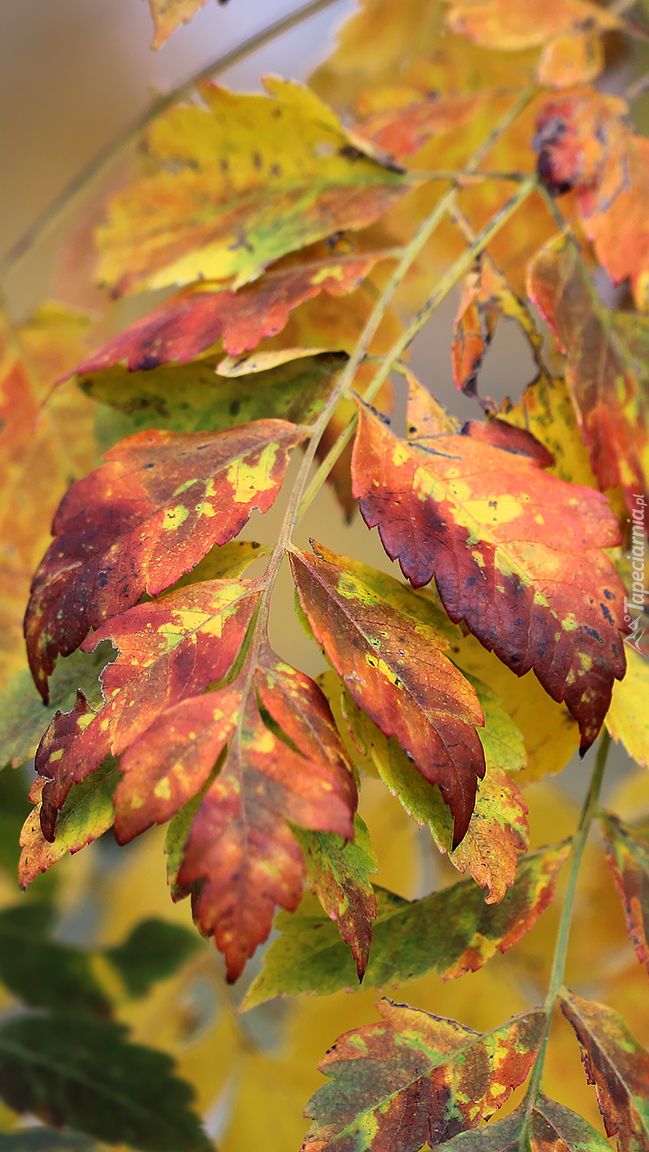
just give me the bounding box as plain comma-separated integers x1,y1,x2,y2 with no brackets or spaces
434,1095,612,1152
25,420,300,698
289,542,485,845
351,398,627,751
601,814,649,971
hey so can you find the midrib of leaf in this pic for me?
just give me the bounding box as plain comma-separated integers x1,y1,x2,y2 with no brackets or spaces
0,1033,164,1121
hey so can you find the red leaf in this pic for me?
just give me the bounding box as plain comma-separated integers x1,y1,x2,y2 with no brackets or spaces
351,398,627,751
24,421,302,699
34,579,259,840
289,543,485,845
73,241,386,371
175,658,356,981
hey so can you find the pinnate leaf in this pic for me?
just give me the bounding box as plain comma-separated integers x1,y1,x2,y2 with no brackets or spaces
243,845,569,1006
292,814,378,980
96,78,407,295
290,542,485,845
77,238,387,368
351,397,627,751
34,579,259,840
131,651,357,981
302,999,545,1152
601,814,649,970
527,233,649,515
560,989,649,1152
0,1015,210,1152
25,420,300,698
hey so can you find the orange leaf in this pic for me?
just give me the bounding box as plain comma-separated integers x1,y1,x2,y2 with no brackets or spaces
354,92,490,161
537,30,604,88
446,0,620,52
173,654,356,981
33,579,259,840
24,420,302,699
442,767,529,903
527,232,649,514
74,239,388,371
146,0,211,49
533,89,649,309
289,542,485,845
351,397,627,751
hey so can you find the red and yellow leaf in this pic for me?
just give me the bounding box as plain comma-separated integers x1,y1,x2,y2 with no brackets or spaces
289,543,485,845
96,78,407,295
445,0,620,52
351,398,627,751
74,238,389,371
527,233,649,515
354,92,490,162
25,420,301,698
302,999,546,1151
33,579,259,840
560,990,649,1151
173,656,357,981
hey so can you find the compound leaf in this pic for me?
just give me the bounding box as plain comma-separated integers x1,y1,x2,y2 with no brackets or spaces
351,398,627,752
96,78,407,295
435,1095,612,1152
302,999,545,1152
560,990,649,1152
33,579,259,840
25,420,300,698
0,1015,210,1152
290,543,485,845
243,845,568,1006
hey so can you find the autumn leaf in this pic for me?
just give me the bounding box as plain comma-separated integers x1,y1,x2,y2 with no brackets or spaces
435,1095,612,1152
25,420,301,698
560,990,649,1152
302,999,546,1152
76,238,389,369
292,815,378,980
445,0,620,52
354,91,490,161
146,0,211,49
19,763,120,889
533,90,649,309
243,846,569,1006
601,814,649,971
33,578,260,840
351,397,627,751
452,253,544,398
289,543,485,845
96,78,407,296
527,233,649,516
164,654,357,981
500,374,599,490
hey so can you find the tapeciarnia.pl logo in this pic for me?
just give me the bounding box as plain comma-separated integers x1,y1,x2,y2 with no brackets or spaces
624,494,647,655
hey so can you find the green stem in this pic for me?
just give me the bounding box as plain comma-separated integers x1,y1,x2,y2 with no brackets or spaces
524,729,611,1107
298,172,537,518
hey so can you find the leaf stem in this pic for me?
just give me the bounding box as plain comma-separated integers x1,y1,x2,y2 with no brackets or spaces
523,728,611,1108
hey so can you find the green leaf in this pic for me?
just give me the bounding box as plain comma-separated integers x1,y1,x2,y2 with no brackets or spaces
87,352,345,453
0,771,33,882
242,846,568,1008
0,904,111,1018
105,918,202,998
0,647,111,769
0,1015,211,1152
436,1095,612,1152
292,813,378,980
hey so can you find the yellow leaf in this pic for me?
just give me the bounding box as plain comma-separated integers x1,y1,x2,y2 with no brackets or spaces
446,0,620,52
607,647,649,768
537,30,605,88
146,0,211,50
95,78,407,295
